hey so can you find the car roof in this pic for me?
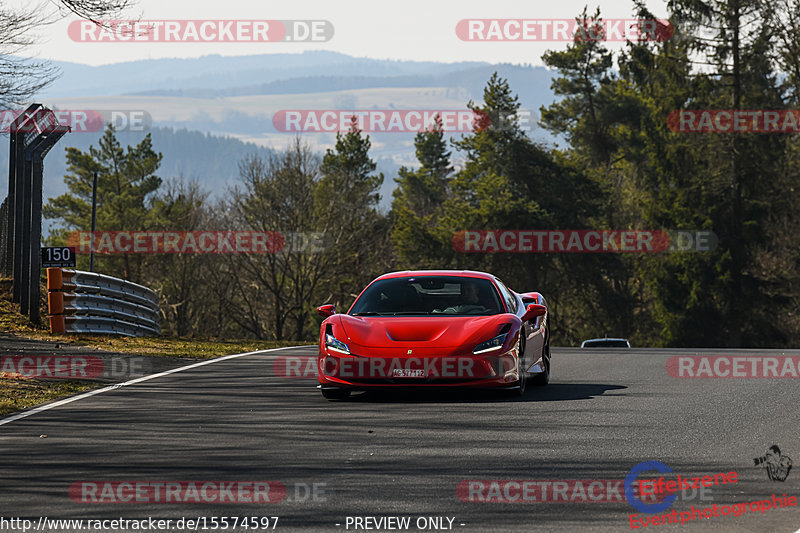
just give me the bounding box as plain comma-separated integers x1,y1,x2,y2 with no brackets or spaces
580,338,631,347
375,270,497,281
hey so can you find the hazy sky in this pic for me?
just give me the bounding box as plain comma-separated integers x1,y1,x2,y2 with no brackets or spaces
24,0,669,66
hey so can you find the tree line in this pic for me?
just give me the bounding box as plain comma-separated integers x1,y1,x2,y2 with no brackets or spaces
44,2,800,347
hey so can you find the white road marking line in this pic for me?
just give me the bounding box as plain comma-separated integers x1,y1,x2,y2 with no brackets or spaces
0,345,307,427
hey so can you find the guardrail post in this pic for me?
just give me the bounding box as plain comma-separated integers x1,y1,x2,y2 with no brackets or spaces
47,267,66,333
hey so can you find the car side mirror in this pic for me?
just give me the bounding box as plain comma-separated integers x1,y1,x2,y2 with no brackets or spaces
521,304,546,322
317,304,336,318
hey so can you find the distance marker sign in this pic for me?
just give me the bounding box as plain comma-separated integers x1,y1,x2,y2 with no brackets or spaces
41,247,76,268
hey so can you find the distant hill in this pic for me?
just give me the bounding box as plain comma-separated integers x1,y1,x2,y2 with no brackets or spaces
40,51,494,98
39,52,556,116
0,126,405,224
125,65,556,103
10,51,560,214
0,127,276,206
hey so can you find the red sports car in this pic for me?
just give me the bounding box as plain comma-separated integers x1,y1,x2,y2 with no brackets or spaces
316,270,550,399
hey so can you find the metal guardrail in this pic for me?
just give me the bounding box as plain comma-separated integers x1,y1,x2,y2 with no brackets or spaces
47,268,160,336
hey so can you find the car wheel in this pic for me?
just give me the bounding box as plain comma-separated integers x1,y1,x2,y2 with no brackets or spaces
530,335,550,387
512,334,527,396
321,388,351,400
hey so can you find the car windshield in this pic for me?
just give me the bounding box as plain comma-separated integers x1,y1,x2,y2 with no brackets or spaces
349,276,504,316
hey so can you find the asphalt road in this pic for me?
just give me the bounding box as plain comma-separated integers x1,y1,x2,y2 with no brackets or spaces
1,345,799,533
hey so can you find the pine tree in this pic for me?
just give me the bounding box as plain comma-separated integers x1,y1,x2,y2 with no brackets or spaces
391,115,453,267
44,124,163,280
314,118,391,312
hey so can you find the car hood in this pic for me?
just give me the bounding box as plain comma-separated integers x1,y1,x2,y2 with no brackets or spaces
335,314,515,354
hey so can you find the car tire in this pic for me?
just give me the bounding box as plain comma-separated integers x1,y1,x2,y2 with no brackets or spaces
321,388,351,400
530,335,550,387
512,334,527,396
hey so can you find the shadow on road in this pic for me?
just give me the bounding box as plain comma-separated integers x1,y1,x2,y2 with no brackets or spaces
340,383,627,404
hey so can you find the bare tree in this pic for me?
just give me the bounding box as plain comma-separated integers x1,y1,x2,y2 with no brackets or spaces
227,139,323,340
0,0,130,108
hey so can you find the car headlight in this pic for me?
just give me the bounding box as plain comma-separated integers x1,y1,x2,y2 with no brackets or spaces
325,333,350,354
473,333,508,354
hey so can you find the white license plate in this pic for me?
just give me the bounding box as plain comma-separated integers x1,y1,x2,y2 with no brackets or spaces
392,369,426,378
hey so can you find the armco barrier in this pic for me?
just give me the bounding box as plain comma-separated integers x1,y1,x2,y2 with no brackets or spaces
47,268,160,336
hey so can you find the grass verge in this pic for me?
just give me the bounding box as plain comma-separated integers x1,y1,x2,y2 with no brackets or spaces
0,375,97,417
37,336,305,359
